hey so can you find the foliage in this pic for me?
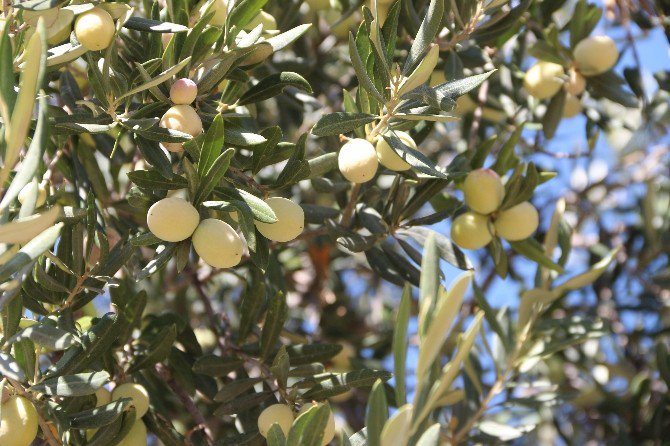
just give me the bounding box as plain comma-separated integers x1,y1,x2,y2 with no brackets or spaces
0,0,668,445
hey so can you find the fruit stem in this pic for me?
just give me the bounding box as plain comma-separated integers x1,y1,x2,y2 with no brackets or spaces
340,182,361,227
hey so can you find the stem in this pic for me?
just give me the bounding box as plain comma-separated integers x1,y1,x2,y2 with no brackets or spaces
450,322,534,444
155,363,214,446
339,182,362,227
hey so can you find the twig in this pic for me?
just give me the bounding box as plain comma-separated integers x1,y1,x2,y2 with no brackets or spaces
339,183,361,227
155,363,214,446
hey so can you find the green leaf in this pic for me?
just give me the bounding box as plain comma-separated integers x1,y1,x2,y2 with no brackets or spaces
348,33,385,103
198,114,225,177
365,380,388,446
542,90,566,139
8,324,78,351
214,188,277,223
238,273,266,340
128,324,178,372
194,148,235,204
265,23,311,52
137,244,177,281
127,170,188,190
50,313,120,376
402,0,444,75
260,292,288,360
433,71,496,100
239,72,312,105
0,352,26,382
288,403,330,446
312,112,378,137
396,227,473,271
214,377,264,402
271,345,290,389
121,117,193,142
416,424,441,446
0,19,16,119
2,23,46,187
67,398,132,429
509,239,564,273
214,391,274,416
286,344,343,366
193,355,244,377
30,371,109,396
116,57,191,102
0,94,48,211
417,272,472,383
123,17,189,33
0,223,62,284
267,423,287,446
251,126,283,174
227,0,268,36
586,71,639,108
301,369,393,400
274,134,310,188
382,132,448,179
0,205,61,244
393,284,411,406
472,0,532,46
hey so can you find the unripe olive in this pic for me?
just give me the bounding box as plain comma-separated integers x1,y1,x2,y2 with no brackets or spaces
255,197,304,242
160,105,203,152
117,420,147,446
206,0,228,26
573,35,618,76
494,201,539,241
523,61,565,100
563,94,582,118
0,396,38,446
95,387,112,407
146,197,200,242
112,383,150,419
564,68,586,96
192,219,244,268
170,78,198,105
74,7,115,51
376,131,414,171
258,404,294,438
298,403,335,446
463,168,505,215
244,11,277,31
18,182,47,207
338,138,378,183
450,212,492,250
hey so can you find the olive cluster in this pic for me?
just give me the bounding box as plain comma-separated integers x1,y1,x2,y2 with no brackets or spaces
451,169,539,250
147,196,304,268
523,35,619,118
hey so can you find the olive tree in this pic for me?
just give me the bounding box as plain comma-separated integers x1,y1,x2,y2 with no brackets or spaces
0,0,668,445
